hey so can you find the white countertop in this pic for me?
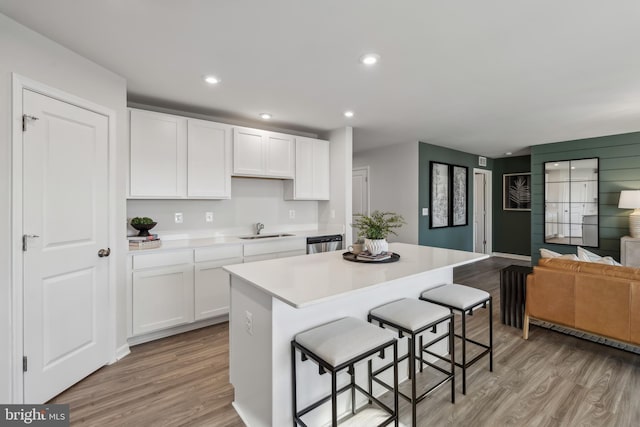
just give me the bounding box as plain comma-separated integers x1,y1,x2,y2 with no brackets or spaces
223,243,489,308
127,227,342,254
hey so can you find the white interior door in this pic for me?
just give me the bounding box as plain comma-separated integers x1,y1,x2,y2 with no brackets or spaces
352,168,369,242
474,173,486,253
23,89,110,403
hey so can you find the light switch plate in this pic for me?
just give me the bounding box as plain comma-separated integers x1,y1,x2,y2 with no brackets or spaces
289,209,296,219
205,212,214,223
422,208,429,216
174,212,183,224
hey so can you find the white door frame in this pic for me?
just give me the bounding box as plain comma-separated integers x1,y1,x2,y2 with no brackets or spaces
473,168,493,254
11,73,118,403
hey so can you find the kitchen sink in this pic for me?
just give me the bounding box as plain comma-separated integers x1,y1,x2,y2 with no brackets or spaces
238,233,295,240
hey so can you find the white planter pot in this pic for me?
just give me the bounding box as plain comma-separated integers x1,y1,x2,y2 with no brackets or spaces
365,238,388,256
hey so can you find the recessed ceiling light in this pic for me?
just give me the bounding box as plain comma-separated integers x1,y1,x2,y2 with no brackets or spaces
571,166,576,170
505,152,512,156
259,113,272,120
360,53,380,66
204,75,220,85
344,111,354,118
554,163,559,166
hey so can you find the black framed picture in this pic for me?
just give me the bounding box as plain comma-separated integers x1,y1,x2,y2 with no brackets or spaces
452,165,468,226
503,173,531,211
429,161,468,228
430,162,449,228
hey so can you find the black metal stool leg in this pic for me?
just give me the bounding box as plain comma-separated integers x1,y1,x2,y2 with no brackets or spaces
461,310,467,395
393,341,399,427
450,317,455,403
489,297,494,372
331,371,338,426
410,335,417,427
291,343,297,427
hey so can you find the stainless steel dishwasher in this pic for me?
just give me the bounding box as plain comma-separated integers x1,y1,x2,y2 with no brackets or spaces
306,234,343,254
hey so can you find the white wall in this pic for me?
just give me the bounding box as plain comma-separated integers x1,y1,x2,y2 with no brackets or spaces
127,178,318,236
319,127,353,239
353,142,419,244
0,13,128,403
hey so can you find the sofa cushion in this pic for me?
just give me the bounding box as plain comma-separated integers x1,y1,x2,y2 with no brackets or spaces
577,247,622,266
540,248,579,260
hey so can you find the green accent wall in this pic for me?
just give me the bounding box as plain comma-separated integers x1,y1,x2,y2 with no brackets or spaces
419,142,492,250
492,155,531,256
531,132,640,264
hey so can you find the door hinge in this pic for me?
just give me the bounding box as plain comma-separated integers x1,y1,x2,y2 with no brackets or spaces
23,356,27,372
22,114,39,131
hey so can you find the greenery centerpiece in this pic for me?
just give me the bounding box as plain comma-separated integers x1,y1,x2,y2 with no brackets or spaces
130,216,157,237
352,211,406,255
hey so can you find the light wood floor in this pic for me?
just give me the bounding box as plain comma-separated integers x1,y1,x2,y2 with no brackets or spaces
50,256,640,426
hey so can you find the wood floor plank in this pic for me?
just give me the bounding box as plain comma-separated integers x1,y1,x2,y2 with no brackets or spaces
48,256,640,426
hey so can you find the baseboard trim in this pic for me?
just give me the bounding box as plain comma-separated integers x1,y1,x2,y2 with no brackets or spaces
127,315,228,347
492,252,531,262
114,344,131,362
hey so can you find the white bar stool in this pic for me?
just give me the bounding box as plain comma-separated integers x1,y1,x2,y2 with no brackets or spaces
368,298,455,427
291,317,400,426
420,284,492,395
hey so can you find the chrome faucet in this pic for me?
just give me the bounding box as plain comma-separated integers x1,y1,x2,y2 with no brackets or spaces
256,222,265,235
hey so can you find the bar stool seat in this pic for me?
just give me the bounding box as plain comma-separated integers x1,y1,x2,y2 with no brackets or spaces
370,298,450,331
292,317,400,426
420,284,493,396
369,299,455,427
420,284,489,310
296,317,397,367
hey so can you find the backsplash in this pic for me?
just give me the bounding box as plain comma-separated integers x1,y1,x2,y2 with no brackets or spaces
127,177,318,237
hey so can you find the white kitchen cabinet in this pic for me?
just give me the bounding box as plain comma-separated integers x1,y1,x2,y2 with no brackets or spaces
233,126,295,178
130,109,187,198
284,137,330,200
129,109,232,199
187,118,232,198
243,237,307,263
194,244,243,321
132,263,194,335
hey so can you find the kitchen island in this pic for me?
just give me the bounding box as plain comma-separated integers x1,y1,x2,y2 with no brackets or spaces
223,243,489,426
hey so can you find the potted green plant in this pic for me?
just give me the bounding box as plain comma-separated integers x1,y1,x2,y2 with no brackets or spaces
352,211,406,255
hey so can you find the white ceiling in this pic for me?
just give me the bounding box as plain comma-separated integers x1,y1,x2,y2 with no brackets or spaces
2,1,640,156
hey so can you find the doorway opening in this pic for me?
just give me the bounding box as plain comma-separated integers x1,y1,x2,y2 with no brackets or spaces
473,169,492,254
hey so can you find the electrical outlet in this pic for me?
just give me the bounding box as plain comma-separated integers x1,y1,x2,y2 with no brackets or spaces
330,209,336,219
205,212,214,223
175,212,183,224
289,209,296,219
245,310,253,335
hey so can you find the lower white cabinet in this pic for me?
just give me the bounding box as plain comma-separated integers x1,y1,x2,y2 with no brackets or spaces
132,264,194,335
194,257,242,320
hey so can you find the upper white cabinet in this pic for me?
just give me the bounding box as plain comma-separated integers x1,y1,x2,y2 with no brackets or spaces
187,119,232,198
284,137,330,200
233,127,295,179
129,109,232,199
130,109,187,198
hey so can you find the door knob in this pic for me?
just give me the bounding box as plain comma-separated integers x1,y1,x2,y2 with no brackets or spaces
98,248,111,257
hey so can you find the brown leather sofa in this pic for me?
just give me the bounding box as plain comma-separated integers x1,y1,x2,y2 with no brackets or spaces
523,257,640,345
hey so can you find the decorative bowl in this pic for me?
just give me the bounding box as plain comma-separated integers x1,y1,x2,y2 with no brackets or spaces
131,222,157,237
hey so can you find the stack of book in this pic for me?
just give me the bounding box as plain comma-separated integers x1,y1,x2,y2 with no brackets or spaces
128,234,161,250
356,251,392,261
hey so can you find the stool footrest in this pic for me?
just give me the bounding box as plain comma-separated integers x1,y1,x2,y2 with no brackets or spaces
456,348,490,369
296,382,353,418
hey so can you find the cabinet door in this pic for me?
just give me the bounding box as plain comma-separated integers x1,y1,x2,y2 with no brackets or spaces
132,264,194,335
194,257,242,320
312,139,330,200
233,127,265,176
294,138,314,199
187,119,232,198
130,109,187,197
265,133,295,178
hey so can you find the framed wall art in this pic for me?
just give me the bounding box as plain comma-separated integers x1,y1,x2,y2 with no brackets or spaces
429,161,468,228
430,162,450,228
452,165,468,226
503,173,531,211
